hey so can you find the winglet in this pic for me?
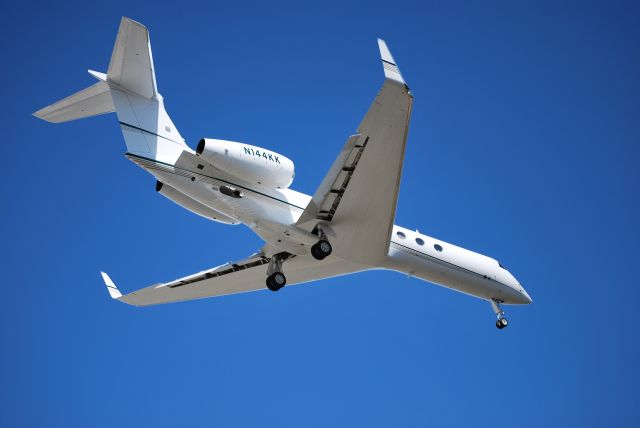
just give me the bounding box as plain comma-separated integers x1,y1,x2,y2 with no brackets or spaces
377,39,407,87
100,271,123,299
88,69,107,82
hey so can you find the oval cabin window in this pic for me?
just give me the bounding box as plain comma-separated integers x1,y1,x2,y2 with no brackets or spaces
434,244,443,252
415,237,425,246
396,231,406,239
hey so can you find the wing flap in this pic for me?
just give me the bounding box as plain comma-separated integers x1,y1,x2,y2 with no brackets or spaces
296,133,362,224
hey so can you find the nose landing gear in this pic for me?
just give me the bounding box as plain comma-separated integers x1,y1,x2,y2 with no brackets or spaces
491,299,508,330
496,317,508,329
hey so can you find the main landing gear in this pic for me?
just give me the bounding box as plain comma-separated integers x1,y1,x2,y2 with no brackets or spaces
311,225,332,260
266,224,333,292
266,253,287,292
491,299,509,330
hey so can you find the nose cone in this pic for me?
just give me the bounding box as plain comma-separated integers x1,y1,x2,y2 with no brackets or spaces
519,286,533,304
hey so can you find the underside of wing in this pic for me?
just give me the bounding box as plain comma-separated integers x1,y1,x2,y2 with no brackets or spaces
297,39,413,266
101,253,367,307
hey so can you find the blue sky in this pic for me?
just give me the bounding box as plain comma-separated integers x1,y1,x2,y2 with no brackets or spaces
2,0,639,426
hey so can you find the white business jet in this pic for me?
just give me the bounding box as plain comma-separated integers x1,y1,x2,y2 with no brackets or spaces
34,17,532,328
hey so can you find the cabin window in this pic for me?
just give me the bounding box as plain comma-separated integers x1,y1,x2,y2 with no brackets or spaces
434,244,443,252
396,231,406,239
415,237,424,246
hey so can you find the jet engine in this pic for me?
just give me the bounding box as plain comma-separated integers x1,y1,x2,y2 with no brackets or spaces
156,181,237,224
196,139,295,189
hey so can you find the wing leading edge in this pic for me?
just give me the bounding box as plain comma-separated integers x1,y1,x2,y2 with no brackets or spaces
297,39,413,266
101,253,367,306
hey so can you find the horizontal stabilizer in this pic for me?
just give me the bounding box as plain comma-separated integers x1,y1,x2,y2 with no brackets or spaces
33,81,114,123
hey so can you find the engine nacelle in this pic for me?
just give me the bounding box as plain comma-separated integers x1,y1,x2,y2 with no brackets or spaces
196,138,294,189
156,181,237,224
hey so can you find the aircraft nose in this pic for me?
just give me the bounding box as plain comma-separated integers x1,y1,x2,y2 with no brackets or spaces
520,287,533,304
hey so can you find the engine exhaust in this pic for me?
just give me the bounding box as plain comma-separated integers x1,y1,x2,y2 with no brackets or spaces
219,185,243,198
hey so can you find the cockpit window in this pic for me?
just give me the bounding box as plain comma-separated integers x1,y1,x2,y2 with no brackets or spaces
498,262,507,269
396,231,406,239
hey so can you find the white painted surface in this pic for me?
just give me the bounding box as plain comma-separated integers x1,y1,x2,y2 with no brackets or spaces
35,17,532,310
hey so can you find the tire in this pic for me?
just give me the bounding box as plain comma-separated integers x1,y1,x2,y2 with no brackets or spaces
266,273,286,291
266,276,279,292
311,243,326,260
499,317,508,328
311,240,332,260
495,320,503,329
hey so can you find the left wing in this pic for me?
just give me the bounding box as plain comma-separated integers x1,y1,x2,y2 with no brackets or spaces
101,253,367,306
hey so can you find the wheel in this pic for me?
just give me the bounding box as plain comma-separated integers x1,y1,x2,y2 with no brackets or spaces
266,272,286,291
499,317,508,328
272,272,286,288
311,240,332,260
495,320,503,329
318,240,332,256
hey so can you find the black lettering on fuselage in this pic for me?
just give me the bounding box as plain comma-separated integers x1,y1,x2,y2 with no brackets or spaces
244,146,282,164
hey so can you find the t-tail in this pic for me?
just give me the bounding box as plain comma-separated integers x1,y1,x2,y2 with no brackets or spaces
33,17,188,165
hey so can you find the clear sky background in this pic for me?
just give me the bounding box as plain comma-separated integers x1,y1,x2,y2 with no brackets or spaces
1,0,638,426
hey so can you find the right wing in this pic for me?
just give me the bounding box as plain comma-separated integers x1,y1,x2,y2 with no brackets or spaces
296,39,413,266
101,252,367,307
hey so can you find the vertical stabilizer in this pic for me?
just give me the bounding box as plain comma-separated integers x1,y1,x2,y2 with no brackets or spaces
33,17,189,165
107,17,158,100
107,17,188,164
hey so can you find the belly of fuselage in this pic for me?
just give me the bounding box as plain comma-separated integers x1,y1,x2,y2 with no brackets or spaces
383,239,520,303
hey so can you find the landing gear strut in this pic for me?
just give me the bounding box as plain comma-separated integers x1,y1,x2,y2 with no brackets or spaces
266,253,287,291
311,224,332,260
491,299,508,330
